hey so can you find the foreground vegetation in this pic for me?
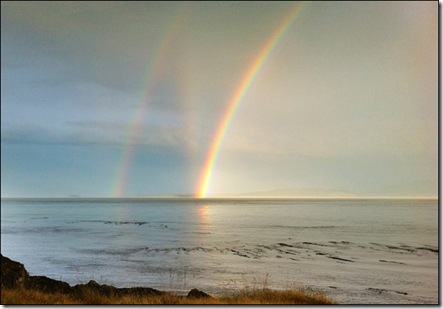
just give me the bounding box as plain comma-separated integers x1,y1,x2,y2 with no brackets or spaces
1,254,335,304
1,286,335,305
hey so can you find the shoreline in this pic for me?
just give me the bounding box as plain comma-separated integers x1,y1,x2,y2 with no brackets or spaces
0,254,335,304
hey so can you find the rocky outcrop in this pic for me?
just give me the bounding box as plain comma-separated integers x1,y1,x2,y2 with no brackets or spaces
187,288,212,299
26,275,72,294
1,254,71,294
72,280,164,297
118,286,165,297
1,254,211,299
1,254,29,289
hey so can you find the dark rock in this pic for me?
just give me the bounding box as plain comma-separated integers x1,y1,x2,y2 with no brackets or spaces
1,254,30,289
1,254,70,293
278,243,294,248
327,256,354,263
118,287,164,297
417,247,439,253
379,259,405,265
368,288,387,294
73,280,119,297
26,276,71,294
72,280,165,298
187,288,212,299
2,254,167,299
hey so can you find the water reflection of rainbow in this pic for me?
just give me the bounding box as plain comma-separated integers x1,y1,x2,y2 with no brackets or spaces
195,2,305,198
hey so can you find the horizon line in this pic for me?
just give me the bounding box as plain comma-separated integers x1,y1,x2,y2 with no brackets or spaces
1,196,438,201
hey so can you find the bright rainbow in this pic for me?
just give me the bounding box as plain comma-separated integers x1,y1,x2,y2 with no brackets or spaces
195,2,305,198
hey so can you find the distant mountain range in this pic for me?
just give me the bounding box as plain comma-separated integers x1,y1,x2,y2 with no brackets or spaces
5,184,436,199
239,188,360,198
238,181,437,198
51,181,434,199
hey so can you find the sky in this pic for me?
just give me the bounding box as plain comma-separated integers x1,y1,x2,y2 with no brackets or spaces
1,1,438,198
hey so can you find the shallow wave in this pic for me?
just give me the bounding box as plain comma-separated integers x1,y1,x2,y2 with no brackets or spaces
1,226,85,234
265,225,339,230
75,240,437,264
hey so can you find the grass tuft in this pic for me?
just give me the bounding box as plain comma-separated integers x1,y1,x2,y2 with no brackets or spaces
1,286,336,305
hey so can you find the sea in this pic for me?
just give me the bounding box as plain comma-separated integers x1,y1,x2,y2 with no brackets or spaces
0,198,438,304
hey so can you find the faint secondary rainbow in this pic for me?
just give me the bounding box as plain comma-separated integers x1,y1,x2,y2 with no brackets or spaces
112,13,187,197
195,1,305,198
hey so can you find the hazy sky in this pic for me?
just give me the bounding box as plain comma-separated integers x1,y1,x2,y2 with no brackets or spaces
1,1,437,198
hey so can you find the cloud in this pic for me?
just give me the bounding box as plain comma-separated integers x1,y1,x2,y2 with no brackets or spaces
1,114,193,151
1,2,167,91
64,119,190,148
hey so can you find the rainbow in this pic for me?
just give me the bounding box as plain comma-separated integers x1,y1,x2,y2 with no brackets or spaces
195,1,305,198
112,13,187,197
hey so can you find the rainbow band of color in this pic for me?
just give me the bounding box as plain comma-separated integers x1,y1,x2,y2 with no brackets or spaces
112,12,187,197
195,1,304,198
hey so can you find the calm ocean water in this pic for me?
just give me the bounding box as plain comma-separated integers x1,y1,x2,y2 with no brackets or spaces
1,198,438,304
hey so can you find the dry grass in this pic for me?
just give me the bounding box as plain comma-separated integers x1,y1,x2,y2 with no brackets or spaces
1,288,82,305
1,287,336,305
